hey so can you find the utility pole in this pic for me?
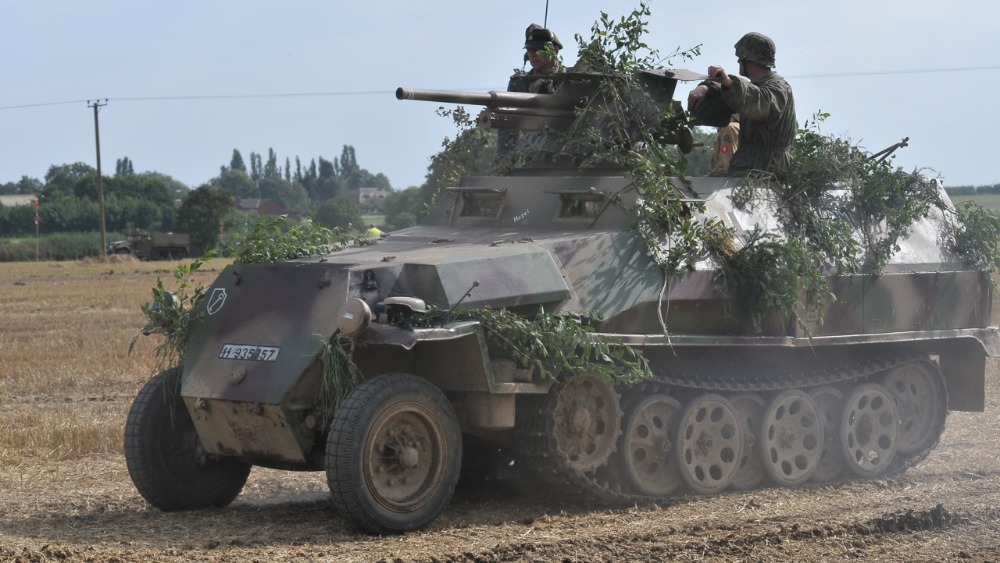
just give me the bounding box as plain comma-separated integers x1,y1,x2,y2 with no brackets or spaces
88,99,108,259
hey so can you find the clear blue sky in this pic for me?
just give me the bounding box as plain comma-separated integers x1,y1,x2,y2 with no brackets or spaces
2,0,997,191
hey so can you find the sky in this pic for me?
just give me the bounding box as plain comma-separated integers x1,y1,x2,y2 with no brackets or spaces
2,0,998,192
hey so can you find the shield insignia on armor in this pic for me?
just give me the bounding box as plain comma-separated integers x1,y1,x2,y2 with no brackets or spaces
207,287,228,315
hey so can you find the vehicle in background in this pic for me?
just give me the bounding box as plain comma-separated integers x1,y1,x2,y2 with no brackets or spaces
107,232,190,260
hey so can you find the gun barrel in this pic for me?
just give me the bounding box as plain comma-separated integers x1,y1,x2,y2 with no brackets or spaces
396,87,575,110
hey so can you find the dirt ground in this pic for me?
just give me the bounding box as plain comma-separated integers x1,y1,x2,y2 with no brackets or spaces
0,375,997,562
1,260,999,562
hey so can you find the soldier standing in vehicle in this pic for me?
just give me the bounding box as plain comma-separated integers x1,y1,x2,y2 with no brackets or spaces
687,32,796,179
495,24,563,165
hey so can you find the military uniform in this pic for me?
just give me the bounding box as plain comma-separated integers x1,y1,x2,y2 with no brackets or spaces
704,72,795,177
695,33,796,179
496,24,563,160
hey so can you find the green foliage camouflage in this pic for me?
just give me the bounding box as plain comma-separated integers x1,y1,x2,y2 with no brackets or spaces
131,252,216,370
232,215,370,265
418,306,651,385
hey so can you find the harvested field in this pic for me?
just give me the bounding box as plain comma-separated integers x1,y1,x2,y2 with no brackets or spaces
1,259,999,562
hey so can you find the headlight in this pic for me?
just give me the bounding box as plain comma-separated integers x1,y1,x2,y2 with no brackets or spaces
337,298,372,336
150,291,179,314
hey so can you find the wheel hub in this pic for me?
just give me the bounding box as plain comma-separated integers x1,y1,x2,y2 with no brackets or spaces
398,446,420,469
570,407,593,435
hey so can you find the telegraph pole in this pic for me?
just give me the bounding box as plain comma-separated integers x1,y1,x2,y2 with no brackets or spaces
88,99,108,259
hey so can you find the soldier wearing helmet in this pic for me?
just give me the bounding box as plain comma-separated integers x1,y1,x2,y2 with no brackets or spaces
496,24,564,164
687,32,796,179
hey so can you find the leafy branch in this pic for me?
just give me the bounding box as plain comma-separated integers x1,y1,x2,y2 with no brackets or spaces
418,306,651,385
233,215,369,265
130,252,216,371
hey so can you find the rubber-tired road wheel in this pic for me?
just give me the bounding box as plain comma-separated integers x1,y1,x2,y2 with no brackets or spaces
326,373,462,535
124,369,251,511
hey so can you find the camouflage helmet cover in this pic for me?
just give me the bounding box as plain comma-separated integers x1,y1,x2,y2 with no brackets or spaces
734,32,776,68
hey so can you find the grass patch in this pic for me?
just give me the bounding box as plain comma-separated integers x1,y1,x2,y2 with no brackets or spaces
950,193,1000,213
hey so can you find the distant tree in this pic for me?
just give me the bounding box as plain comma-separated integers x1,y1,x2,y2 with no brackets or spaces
249,152,262,183
336,145,363,190
214,169,258,198
284,157,291,182
259,176,309,214
313,196,363,230
264,148,280,179
115,156,135,176
105,173,174,207
313,157,343,201
356,170,392,191
384,187,425,230
318,157,336,180
230,149,247,172
176,184,235,251
42,162,96,199
143,172,189,199
18,176,43,195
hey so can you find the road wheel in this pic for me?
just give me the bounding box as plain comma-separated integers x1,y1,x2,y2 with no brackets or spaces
620,394,683,496
326,373,462,534
676,394,742,494
549,373,622,473
882,360,947,455
841,383,899,477
760,390,824,486
124,369,251,510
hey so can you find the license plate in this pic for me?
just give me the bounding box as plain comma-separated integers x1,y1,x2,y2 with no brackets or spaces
218,344,280,362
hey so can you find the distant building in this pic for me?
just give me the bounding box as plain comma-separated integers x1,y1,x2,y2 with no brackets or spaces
347,187,391,205
0,194,38,207
236,198,300,220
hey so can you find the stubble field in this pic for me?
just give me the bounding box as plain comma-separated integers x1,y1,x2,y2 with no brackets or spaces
1,259,1000,562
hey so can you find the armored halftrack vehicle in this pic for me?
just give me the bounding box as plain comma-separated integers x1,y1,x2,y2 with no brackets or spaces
124,68,999,535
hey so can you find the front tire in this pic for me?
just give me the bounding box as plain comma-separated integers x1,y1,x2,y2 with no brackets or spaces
326,373,462,534
124,370,251,510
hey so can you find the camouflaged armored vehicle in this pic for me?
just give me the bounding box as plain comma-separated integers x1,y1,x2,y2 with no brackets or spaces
124,68,999,535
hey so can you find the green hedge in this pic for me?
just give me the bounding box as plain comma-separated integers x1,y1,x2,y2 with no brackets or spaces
0,232,118,262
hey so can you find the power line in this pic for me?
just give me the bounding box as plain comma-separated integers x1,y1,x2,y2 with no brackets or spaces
0,90,401,111
788,64,1000,79
1,64,997,111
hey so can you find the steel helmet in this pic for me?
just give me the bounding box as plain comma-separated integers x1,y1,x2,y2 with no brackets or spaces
734,32,776,68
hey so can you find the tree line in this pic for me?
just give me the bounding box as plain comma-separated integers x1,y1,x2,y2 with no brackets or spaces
4,120,984,260
0,145,428,255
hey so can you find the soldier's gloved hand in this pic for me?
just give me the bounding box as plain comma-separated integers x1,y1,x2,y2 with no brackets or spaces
687,84,710,111
528,78,555,94
708,65,732,89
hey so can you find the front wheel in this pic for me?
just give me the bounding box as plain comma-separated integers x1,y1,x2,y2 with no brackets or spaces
124,369,251,510
326,373,462,534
